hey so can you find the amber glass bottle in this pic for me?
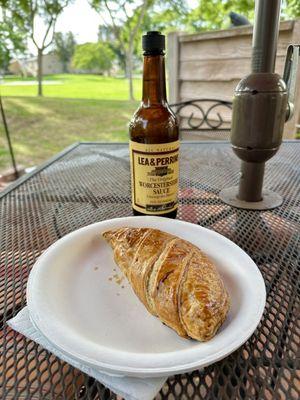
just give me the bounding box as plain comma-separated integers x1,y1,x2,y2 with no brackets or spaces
129,31,179,218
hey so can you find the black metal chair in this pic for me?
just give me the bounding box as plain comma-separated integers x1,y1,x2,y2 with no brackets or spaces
170,99,232,140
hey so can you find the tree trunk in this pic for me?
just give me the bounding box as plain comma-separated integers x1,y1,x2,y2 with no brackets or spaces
125,56,129,78
126,46,135,101
63,61,68,73
37,48,43,97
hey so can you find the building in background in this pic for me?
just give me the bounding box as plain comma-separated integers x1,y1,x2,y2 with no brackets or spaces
8,52,64,77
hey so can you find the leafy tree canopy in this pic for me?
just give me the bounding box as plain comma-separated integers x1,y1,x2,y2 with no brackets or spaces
0,1,27,69
72,42,114,73
54,31,76,71
283,0,300,18
186,0,300,32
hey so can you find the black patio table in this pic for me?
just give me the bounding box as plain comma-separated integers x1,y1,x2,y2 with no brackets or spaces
0,141,299,399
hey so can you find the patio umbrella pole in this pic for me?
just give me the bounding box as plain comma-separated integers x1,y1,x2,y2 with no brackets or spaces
238,0,281,204
219,0,297,210
0,95,19,179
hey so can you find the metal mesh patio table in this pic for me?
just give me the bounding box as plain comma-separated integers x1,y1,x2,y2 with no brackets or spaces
0,141,299,399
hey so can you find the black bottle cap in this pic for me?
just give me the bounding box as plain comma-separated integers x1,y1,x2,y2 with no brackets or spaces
142,31,165,54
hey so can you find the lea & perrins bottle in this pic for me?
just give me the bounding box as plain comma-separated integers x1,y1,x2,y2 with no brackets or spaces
129,31,179,218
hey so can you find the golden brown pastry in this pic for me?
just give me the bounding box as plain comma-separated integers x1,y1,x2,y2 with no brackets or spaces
103,227,230,341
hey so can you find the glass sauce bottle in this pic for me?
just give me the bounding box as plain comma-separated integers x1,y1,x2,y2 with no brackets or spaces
129,31,179,218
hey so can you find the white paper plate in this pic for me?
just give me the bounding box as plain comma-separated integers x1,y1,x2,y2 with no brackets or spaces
27,216,266,378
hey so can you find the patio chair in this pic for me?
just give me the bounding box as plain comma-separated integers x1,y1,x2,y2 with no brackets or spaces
170,98,232,141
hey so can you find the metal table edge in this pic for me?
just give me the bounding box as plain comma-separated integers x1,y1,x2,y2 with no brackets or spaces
0,140,297,200
78,140,231,145
0,142,80,199
77,139,298,144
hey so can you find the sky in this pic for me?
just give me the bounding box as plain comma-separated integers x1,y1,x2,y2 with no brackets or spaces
56,0,101,44
28,0,100,53
29,0,198,54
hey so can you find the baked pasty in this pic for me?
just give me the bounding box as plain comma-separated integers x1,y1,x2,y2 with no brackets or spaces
103,227,230,341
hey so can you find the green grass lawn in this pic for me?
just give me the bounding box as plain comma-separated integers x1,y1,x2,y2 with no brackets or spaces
1,74,142,100
0,74,141,171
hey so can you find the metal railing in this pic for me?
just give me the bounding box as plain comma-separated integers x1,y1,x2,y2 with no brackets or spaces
170,98,232,132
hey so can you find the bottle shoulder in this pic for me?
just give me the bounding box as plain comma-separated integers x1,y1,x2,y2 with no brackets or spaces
134,102,176,115
130,103,178,127
129,102,179,143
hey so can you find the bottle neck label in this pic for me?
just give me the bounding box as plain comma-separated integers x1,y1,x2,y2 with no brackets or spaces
129,140,179,215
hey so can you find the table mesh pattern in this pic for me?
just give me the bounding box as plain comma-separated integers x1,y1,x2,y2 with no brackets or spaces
0,142,299,399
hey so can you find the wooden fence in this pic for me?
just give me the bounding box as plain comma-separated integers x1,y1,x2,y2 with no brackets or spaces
168,20,300,139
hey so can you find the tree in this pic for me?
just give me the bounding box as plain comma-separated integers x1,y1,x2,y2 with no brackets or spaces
283,0,300,18
143,0,189,34
72,42,114,74
7,1,71,96
54,31,76,72
0,21,26,72
91,0,151,101
186,0,254,32
98,24,125,70
28,0,71,96
186,0,300,32
98,24,115,42
0,2,27,71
